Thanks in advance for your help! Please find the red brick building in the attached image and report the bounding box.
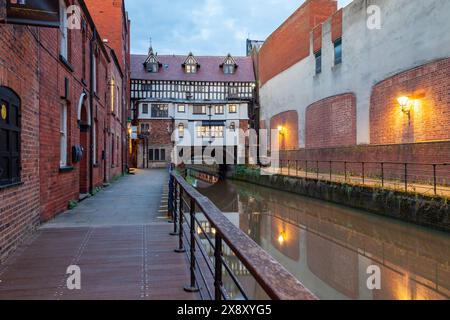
[0,0,130,263]
[258,0,450,166]
[0,24,40,262]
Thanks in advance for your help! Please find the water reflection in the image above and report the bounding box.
[193,175,450,300]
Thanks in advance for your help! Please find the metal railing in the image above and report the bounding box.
[168,171,316,300]
[273,160,450,197]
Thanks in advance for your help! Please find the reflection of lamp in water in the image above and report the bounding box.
[278,231,287,245]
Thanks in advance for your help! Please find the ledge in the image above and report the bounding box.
[59,55,74,73]
[59,166,74,173]
[93,163,100,168]
[0,181,24,190]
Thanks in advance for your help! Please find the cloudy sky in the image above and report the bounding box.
[127,0,353,56]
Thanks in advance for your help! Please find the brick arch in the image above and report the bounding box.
[370,57,450,145]
[305,93,356,148]
[270,110,299,150]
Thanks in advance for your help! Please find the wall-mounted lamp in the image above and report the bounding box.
[278,231,287,245]
[277,125,285,135]
[397,96,411,115]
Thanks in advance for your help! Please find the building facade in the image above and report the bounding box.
[0,0,130,263]
[131,50,256,168]
[258,0,450,162]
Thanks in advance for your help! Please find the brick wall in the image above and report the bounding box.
[39,2,111,221]
[370,57,450,145]
[270,110,299,150]
[259,0,337,86]
[305,93,356,148]
[0,25,40,263]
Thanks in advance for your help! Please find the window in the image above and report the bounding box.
[0,87,21,186]
[223,64,235,75]
[315,50,322,74]
[110,78,115,113]
[178,124,185,138]
[140,123,150,134]
[334,38,342,65]
[149,148,166,161]
[196,126,224,138]
[193,105,206,115]
[116,87,120,116]
[222,54,237,75]
[215,105,224,114]
[93,57,97,93]
[60,0,68,60]
[151,104,169,118]
[142,103,149,114]
[185,64,197,74]
[59,102,68,167]
[177,105,185,113]
[228,105,237,113]
[147,63,159,73]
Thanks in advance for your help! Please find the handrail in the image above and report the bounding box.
[272,159,450,197]
[169,171,317,300]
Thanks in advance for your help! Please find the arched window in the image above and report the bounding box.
[178,123,185,138]
[0,87,21,186]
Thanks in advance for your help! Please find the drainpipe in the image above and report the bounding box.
[89,29,97,195]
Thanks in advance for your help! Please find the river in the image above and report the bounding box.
[188,172,450,300]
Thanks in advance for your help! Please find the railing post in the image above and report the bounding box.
[329,161,332,181]
[381,163,384,188]
[296,160,299,176]
[362,162,365,185]
[404,163,408,192]
[344,162,347,183]
[184,198,200,293]
[305,160,308,179]
[316,161,319,180]
[288,160,291,176]
[433,164,437,195]
[168,174,174,223]
[214,234,223,301]
[175,189,186,253]
[170,182,179,236]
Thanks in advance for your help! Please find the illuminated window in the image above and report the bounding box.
[178,123,185,138]
[177,105,185,113]
[196,126,224,138]
[151,104,169,118]
[215,105,224,114]
[228,105,237,113]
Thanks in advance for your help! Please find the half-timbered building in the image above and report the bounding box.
[130,48,256,168]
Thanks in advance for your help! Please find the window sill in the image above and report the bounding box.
[59,166,74,173]
[59,55,74,73]
[0,181,24,190]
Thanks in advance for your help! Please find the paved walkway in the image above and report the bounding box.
[0,169,198,300]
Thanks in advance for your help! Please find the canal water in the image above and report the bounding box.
[188,172,450,300]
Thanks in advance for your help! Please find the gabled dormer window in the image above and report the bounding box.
[221,54,237,75]
[183,53,199,74]
[144,47,160,73]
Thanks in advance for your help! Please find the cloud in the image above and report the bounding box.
[127,0,354,56]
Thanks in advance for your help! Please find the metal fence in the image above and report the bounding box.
[168,171,316,301]
[275,160,450,197]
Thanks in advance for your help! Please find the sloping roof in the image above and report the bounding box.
[131,54,256,82]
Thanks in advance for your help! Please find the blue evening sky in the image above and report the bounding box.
[127,0,353,56]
